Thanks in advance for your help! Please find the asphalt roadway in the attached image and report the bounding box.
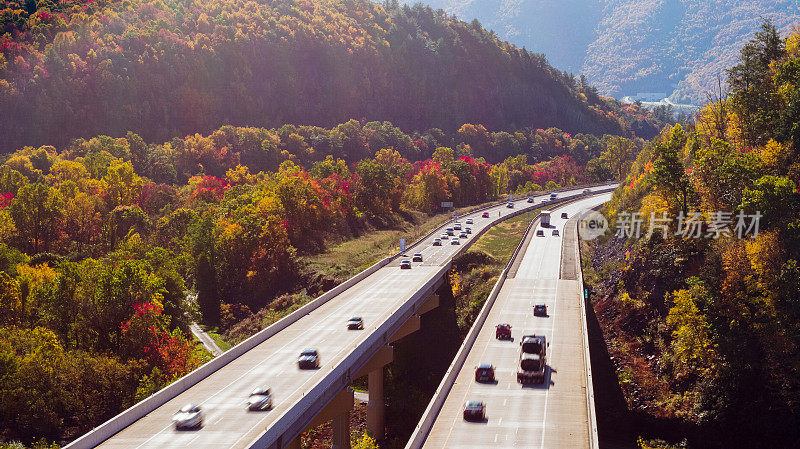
[419,193,612,449]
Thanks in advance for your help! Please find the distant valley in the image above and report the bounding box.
[404,0,800,104]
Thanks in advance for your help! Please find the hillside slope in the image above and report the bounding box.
[583,24,800,448]
[408,0,799,104]
[0,0,657,154]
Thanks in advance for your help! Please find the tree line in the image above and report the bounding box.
[596,21,800,448]
[0,0,671,154]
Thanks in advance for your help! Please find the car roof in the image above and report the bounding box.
[477,363,493,369]
[179,403,200,412]
[401,259,411,263]
[414,253,422,256]
[466,400,483,407]
[535,304,546,307]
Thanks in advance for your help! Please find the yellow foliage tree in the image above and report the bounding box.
[666,283,716,376]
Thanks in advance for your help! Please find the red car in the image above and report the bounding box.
[482,212,490,218]
[463,400,486,421]
[534,304,548,316]
[495,323,511,339]
[474,363,495,383]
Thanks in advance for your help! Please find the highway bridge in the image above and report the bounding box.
[406,194,611,449]
[66,185,614,449]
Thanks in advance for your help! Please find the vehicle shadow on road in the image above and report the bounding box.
[465,417,489,424]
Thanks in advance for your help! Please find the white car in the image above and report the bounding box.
[465,218,473,225]
[173,404,203,429]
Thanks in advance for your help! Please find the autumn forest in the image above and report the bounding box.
[0,0,798,447]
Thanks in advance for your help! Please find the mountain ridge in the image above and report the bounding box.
[0,0,667,153]
[406,0,799,104]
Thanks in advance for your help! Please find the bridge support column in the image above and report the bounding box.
[355,346,393,441]
[366,367,385,440]
[331,411,351,449]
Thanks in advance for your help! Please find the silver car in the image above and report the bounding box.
[173,403,203,429]
[248,386,273,411]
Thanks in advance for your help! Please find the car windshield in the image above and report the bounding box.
[414,253,422,257]
[478,363,492,369]
[349,317,361,321]
[251,387,270,396]
[179,404,199,413]
[522,339,543,353]
[301,349,316,356]
[466,401,482,408]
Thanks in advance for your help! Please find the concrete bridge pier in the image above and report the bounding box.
[290,389,353,449]
[355,345,393,440]
[361,293,440,440]
[366,367,385,440]
[331,412,351,449]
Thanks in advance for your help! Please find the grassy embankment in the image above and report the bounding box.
[450,209,539,331]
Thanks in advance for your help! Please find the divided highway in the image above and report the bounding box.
[67,185,612,449]
[408,193,612,449]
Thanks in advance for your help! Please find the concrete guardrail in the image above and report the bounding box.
[576,210,601,449]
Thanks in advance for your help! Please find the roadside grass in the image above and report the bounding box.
[206,329,233,352]
[198,325,233,352]
[470,209,539,264]
[305,203,501,281]
[451,209,539,331]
